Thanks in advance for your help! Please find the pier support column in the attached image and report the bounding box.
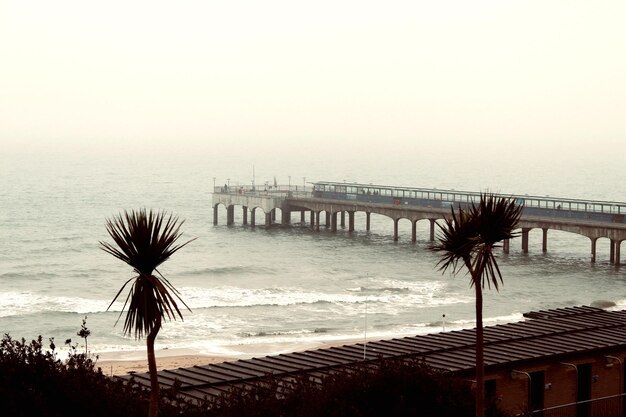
[315,211,320,231]
[610,239,616,264]
[503,239,510,254]
[590,238,597,263]
[429,219,436,242]
[250,209,256,227]
[366,212,371,231]
[393,218,399,241]
[310,211,315,228]
[271,209,276,223]
[348,211,355,232]
[411,220,417,243]
[616,241,621,266]
[521,228,530,253]
[281,207,291,225]
[542,228,548,253]
[301,210,305,224]
[331,212,337,232]
[265,212,272,226]
[325,212,330,228]
[227,205,234,225]
[340,211,345,228]
[213,205,218,225]
[242,206,248,225]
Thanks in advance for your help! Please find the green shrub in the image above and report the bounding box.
[0,334,149,417]
[1,332,508,417]
[200,358,509,417]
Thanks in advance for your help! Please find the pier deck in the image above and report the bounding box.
[212,181,626,265]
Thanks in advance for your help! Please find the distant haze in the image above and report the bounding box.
[1,0,625,161]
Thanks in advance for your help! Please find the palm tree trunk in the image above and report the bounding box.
[475,281,485,417]
[147,318,161,417]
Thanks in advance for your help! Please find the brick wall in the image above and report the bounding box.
[481,350,626,415]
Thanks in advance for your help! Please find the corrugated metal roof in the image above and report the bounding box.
[118,306,626,402]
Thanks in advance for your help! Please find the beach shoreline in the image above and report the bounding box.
[97,353,232,376]
[95,337,369,376]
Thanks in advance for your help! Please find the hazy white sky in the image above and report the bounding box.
[1,0,625,158]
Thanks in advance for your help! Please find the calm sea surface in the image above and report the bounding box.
[1,150,625,358]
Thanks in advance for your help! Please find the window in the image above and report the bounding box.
[577,363,591,417]
[529,371,545,414]
[485,379,498,417]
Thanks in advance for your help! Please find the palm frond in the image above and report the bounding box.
[100,209,195,339]
[119,273,189,339]
[432,206,479,275]
[474,247,503,290]
[475,193,523,246]
[432,194,523,290]
[100,209,196,276]
[473,193,523,290]
[155,268,191,312]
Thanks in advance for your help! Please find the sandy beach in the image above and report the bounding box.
[95,338,367,376]
[98,354,232,376]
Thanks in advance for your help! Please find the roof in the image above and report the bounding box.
[118,306,626,402]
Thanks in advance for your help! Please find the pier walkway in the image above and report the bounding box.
[212,181,626,266]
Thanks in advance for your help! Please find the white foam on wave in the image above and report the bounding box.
[0,291,112,317]
[0,279,469,319]
[177,280,466,311]
[449,312,524,326]
[347,278,443,294]
[179,286,362,308]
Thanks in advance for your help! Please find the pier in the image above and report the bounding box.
[212,181,626,266]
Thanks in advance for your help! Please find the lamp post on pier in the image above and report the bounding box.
[303,177,306,192]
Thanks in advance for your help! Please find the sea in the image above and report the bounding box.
[1,148,625,359]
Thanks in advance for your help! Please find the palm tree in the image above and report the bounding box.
[100,209,195,417]
[433,194,522,417]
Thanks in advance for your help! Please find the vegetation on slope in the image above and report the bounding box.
[0,331,507,417]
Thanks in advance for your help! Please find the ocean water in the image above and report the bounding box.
[1,149,625,359]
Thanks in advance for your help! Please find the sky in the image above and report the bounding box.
[1,0,625,160]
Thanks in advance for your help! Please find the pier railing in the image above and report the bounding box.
[213,181,626,225]
[311,181,626,224]
[312,181,625,215]
[213,185,312,198]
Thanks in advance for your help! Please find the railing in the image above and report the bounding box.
[518,394,625,417]
[213,185,311,198]
[311,181,626,225]
[212,181,626,225]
